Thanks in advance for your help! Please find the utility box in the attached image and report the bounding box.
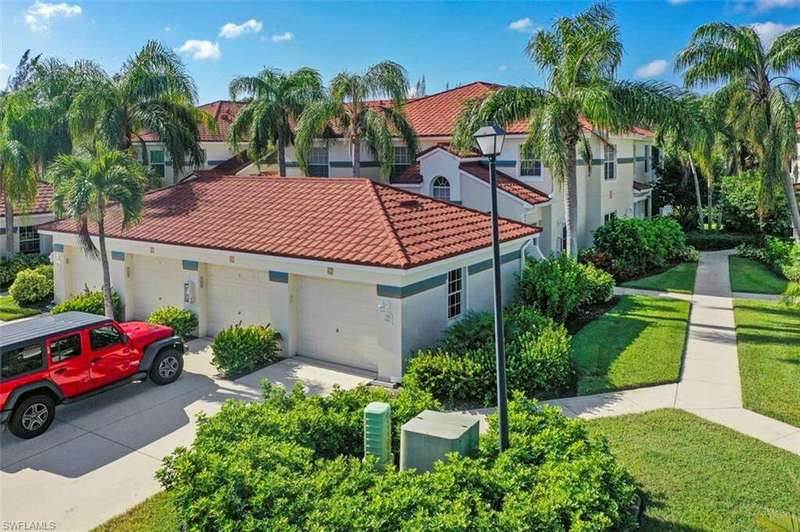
[399,410,480,473]
[364,402,391,469]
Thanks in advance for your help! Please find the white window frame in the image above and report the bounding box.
[519,147,542,178]
[309,146,329,177]
[604,144,616,181]
[447,268,464,320]
[431,176,451,202]
[393,146,411,167]
[604,211,618,224]
[18,225,40,254]
[149,149,166,179]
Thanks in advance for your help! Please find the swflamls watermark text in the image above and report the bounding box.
[1,522,57,531]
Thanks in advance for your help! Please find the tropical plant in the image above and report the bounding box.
[67,40,210,177]
[48,147,149,317]
[51,288,125,321]
[228,67,323,176]
[0,95,36,258]
[294,61,418,180]
[676,22,800,244]
[452,4,686,256]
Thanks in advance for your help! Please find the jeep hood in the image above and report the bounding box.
[119,321,174,349]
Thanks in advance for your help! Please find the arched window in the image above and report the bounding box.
[432,176,451,201]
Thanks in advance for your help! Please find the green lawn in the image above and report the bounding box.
[729,256,793,294]
[620,262,698,294]
[734,299,800,428]
[93,491,178,532]
[588,409,800,532]
[571,295,691,395]
[0,294,42,321]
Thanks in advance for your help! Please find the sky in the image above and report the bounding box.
[1,0,799,103]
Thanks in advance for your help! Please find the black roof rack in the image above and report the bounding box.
[0,312,112,352]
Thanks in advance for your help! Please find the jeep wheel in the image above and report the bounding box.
[9,394,55,439]
[149,348,183,385]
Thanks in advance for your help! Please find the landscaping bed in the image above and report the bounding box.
[734,299,800,428]
[619,262,697,294]
[588,409,800,532]
[571,295,691,395]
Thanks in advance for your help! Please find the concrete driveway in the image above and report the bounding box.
[0,339,373,531]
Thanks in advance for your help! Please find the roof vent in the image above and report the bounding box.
[399,199,422,209]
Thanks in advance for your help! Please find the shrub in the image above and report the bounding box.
[158,389,636,531]
[403,349,494,406]
[517,255,590,322]
[51,288,124,320]
[507,328,574,397]
[580,262,615,305]
[738,237,800,283]
[147,306,198,341]
[9,269,53,305]
[211,323,282,377]
[719,171,792,236]
[686,230,757,251]
[439,310,495,351]
[0,254,50,286]
[34,263,53,279]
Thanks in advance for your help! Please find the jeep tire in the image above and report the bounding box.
[9,394,55,439]
[149,348,183,385]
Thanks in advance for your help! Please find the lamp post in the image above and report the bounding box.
[473,125,509,451]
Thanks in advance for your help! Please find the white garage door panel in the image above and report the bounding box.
[68,251,102,295]
[207,265,270,335]
[297,277,379,372]
[131,256,183,320]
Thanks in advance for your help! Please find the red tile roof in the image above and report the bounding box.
[0,182,53,217]
[40,176,539,270]
[139,100,244,143]
[391,162,423,184]
[459,162,550,206]
[190,151,252,179]
[632,181,653,192]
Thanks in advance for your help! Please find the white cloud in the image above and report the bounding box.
[25,1,82,32]
[219,19,262,39]
[498,65,508,72]
[271,31,294,43]
[751,21,799,46]
[755,0,800,10]
[508,17,537,32]
[635,59,669,78]
[164,25,171,32]
[175,40,220,60]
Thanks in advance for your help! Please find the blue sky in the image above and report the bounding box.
[1,0,799,102]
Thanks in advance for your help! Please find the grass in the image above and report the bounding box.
[92,491,178,532]
[588,409,800,532]
[620,262,698,294]
[0,294,42,321]
[571,295,691,395]
[729,256,792,294]
[734,299,800,428]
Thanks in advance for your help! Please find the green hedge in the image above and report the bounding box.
[211,323,282,377]
[51,289,125,320]
[147,306,198,341]
[738,237,800,283]
[686,231,757,251]
[157,386,637,531]
[9,269,53,305]
[0,254,50,287]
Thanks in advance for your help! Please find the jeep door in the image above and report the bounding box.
[87,324,137,386]
[47,332,91,397]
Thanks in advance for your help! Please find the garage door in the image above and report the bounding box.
[67,249,102,296]
[297,277,379,372]
[207,265,270,335]
[131,255,183,320]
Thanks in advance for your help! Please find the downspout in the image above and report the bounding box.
[519,237,544,277]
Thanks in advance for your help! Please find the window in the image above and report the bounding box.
[90,326,123,351]
[651,146,660,170]
[1,344,43,380]
[447,269,463,319]
[644,145,650,173]
[309,146,329,177]
[51,334,82,363]
[149,150,166,179]
[520,148,542,177]
[604,144,616,180]
[393,146,411,170]
[604,211,617,224]
[561,225,568,253]
[432,176,451,201]
[18,225,40,254]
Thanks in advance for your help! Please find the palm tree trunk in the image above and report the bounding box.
[97,216,115,318]
[707,181,713,230]
[688,156,704,231]
[564,139,578,258]
[783,169,800,245]
[352,137,361,177]
[3,185,15,259]
[277,130,287,177]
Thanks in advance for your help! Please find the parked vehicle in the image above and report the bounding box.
[0,311,184,439]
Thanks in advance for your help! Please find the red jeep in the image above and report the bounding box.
[1,311,184,439]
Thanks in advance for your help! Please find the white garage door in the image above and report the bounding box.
[67,249,102,296]
[207,265,270,335]
[297,277,379,372]
[131,255,183,320]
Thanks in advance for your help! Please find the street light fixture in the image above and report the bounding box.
[473,124,509,452]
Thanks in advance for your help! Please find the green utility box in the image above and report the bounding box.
[364,402,392,469]
[399,410,479,473]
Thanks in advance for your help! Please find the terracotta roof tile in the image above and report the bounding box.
[190,151,252,179]
[633,181,653,192]
[459,162,549,206]
[139,100,244,143]
[0,182,53,217]
[391,162,423,184]
[40,176,539,270]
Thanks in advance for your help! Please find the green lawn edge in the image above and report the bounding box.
[729,256,792,295]
[620,262,698,294]
[92,491,178,532]
[0,294,42,321]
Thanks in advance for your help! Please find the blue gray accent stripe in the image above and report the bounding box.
[182,260,199,271]
[377,273,447,299]
[617,157,635,164]
[468,250,522,275]
[479,160,516,168]
[111,251,125,261]
[577,158,604,166]
[269,270,288,283]
[53,243,64,252]
[286,162,300,168]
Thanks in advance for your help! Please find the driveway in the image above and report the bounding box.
[0,339,373,531]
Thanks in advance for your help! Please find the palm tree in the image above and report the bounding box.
[452,4,686,256]
[68,41,210,178]
[228,68,323,177]
[294,61,418,181]
[676,22,800,243]
[48,148,149,317]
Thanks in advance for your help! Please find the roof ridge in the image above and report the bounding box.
[406,81,503,104]
[367,181,414,268]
